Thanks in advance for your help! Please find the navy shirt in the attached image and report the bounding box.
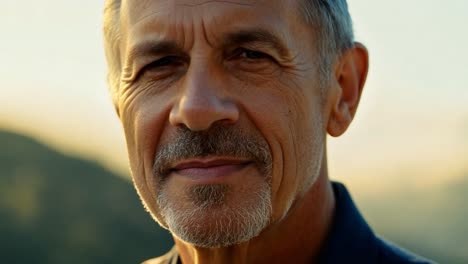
[143,182,435,264]
[317,182,434,264]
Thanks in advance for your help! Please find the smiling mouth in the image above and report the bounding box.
[169,157,252,183]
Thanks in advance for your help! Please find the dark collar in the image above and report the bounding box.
[317,182,379,263]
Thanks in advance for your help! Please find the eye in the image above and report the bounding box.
[229,48,272,62]
[136,55,186,81]
[146,55,182,69]
[226,48,278,75]
[240,49,270,60]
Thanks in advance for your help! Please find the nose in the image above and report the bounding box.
[169,67,239,131]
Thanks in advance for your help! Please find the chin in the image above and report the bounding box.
[157,182,272,248]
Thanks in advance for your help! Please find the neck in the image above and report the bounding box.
[174,163,335,264]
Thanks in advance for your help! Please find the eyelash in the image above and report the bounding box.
[135,56,184,81]
[146,56,182,70]
[145,49,271,68]
[232,48,272,61]
[137,48,273,81]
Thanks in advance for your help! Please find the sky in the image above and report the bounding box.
[1,0,467,194]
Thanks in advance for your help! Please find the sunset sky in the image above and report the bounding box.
[1,0,467,194]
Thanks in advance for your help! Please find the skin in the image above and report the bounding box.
[111,0,368,263]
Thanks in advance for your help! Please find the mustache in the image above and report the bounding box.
[153,124,272,179]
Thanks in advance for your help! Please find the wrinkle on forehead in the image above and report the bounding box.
[121,0,166,26]
[177,0,255,7]
[121,0,299,26]
[120,0,305,65]
[122,0,281,40]
[122,0,280,25]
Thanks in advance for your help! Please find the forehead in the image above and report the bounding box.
[120,0,302,45]
[121,0,297,22]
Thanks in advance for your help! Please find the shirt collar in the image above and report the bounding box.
[317,182,378,264]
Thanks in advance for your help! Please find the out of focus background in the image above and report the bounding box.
[1,0,467,263]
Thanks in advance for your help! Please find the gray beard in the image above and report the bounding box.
[157,182,272,248]
[152,124,273,247]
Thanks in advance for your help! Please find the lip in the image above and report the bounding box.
[170,157,252,183]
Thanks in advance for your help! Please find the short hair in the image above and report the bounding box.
[299,0,355,84]
[103,0,122,100]
[103,0,354,95]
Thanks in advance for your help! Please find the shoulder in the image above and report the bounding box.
[141,247,178,264]
[376,237,436,264]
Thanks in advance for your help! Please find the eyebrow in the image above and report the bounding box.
[222,28,289,57]
[126,28,289,64]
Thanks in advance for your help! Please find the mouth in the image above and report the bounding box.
[169,157,252,183]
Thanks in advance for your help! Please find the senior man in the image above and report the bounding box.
[103,0,433,263]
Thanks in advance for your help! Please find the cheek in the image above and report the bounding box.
[119,88,174,211]
[243,74,324,220]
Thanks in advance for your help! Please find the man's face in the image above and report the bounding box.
[114,0,328,247]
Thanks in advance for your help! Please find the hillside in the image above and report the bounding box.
[0,130,173,264]
[359,175,468,263]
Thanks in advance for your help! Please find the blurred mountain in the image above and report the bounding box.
[357,175,468,264]
[1,130,466,263]
[0,130,173,264]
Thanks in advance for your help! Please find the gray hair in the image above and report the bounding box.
[299,0,355,84]
[103,0,354,94]
[103,0,122,100]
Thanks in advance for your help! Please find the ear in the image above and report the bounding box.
[327,42,369,137]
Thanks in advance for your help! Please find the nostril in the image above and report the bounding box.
[169,103,239,131]
[169,87,239,131]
